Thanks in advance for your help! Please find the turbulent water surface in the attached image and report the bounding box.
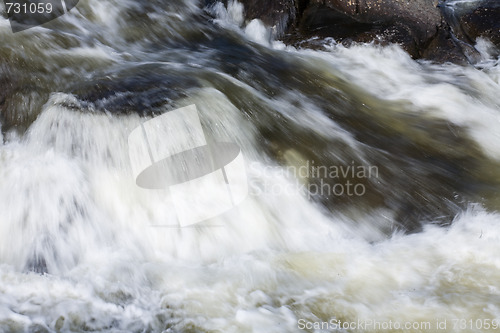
[1,0,500,332]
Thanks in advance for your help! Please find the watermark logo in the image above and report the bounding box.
[249,160,379,199]
[3,0,79,32]
[128,104,248,228]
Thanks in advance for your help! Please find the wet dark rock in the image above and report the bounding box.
[421,20,470,64]
[208,0,442,58]
[205,0,500,63]
[297,3,376,42]
[298,4,417,57]
[71,65,198,114]
[458,1,500,47]
[0,65,11,133]
[0,64,50,134]
[301,0,442,58]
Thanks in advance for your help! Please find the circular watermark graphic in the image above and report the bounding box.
[128,105,248,228]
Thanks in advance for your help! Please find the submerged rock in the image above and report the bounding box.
[70,64,197,114]
[0,64,49,134]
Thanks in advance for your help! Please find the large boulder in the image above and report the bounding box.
[208,0,444,58]
[458,0,500,47]
[314,0,441,39]
[204,0,499,63]
[299,0,442,58]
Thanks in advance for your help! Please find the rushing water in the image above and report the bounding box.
[1,0,500,332]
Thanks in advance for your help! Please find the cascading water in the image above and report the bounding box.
[1,0,500,332]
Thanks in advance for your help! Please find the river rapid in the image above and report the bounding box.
[1,0,500,332]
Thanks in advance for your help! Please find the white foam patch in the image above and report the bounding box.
[244,19,271,47]
[1,202,499,331]
[49,45,121,61]
[207,0,245,29]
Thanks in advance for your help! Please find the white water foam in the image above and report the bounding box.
[1,82,500,331]
[1,1,500,332]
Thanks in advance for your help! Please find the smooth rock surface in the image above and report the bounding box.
[458,1,500,47]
